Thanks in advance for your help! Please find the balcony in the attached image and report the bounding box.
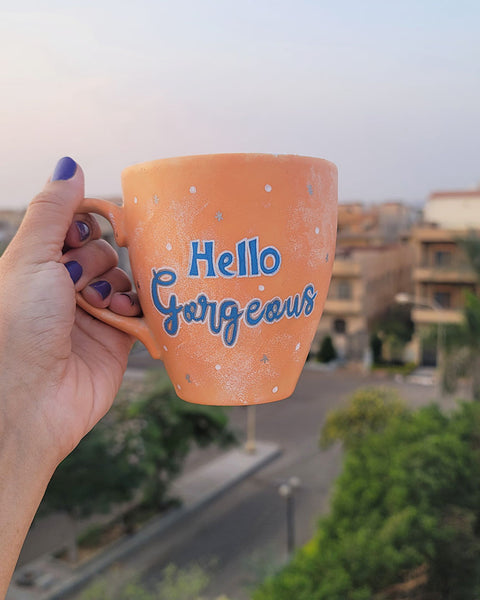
[332,258,361,278]
[412,307,463,325]
[413,264,478,284]
[324,297,363,315]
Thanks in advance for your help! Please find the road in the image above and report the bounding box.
[76,364,451,600]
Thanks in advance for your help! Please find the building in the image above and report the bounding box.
[316,241,414,361]
[314,201,416,361]
[409,187,480,365]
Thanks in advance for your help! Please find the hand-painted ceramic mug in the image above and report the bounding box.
[77,154,337,405]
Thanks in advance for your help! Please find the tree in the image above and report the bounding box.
[370,332,383,364]
[319,387,408,450]
[40,420,144,561]
[317,335,337,363]
[255,394,480,600]
[41,421,143,519]
[442,292,480,400]
[78,563,233,600]
[372,304,413,364]
[40,373,235,530]
[123,374,236,509]
[441,234,480,399]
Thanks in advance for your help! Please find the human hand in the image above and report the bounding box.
[0,157,139,470]
[0,157,146,596]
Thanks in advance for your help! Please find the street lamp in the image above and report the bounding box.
[278,476,301,556]
[395,292,446,395]
[245,406,256,454]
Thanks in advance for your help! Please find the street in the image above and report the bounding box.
[71,364,453,600]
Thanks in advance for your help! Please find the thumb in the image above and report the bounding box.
[9,157,86,264]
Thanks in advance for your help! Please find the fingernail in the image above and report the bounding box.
[90,280,112,300]
[52,156,77,181]
[75,220,90,242]
[65,260,83,284]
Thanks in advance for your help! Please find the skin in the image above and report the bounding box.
[0,159,141,597]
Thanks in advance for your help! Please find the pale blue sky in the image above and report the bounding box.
[1,0,479,207]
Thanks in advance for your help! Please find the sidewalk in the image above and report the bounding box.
[7,441,281,600]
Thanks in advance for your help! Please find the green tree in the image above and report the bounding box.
[317,335,337,363]
[40,420,144,561]
[319,387,408,450]
[40,373,235,528]
[372,303,413,364]
[124,374,236,508]
[370,332,383,364]
[441,234,480,399]
[255,395,480,600]
[78,563,232,600]
[41,421,143,518]
[442,292,480,400]
[457,233,480,279]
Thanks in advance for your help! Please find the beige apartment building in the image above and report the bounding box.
[409,187,480,365]
[316,241,414,361]
[314,201,416,361]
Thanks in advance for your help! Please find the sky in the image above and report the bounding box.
[1,0,479,209]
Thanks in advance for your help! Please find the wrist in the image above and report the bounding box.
[0,425,56,597]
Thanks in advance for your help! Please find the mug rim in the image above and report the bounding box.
[122,153,337,179]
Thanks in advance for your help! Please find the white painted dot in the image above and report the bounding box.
[215,364,221,371]
[166,243,172,251]
[272,386,279,394]
[258,285,265,292]
[163,345,168,352]
[190,186,197,194]
[295,343,301,351]
[315,227,320,234]
[265,184,272,192]
[134,196,138,204]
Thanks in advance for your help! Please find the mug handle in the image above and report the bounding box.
[75,197,163,360]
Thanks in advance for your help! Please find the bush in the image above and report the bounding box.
[317,335,337,363]
[255,396,480,600]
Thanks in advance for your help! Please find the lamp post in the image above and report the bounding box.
[245,406,256,454]
[395,293,445,395]
[278,476,301,556]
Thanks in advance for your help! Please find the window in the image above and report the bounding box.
[433,291,451,308]
[333,318,346,334]
[434,251,451,267]
[337,280,352,299]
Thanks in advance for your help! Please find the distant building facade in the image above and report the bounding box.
[316,242,414,361]
[409,188,480,365]
[315,201,417,361]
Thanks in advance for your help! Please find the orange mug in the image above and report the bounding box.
[77,154,337,405]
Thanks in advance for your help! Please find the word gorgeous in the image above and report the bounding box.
[151,237,318,347]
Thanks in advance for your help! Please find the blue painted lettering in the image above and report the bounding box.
[188,241,216,277]
[152,267,318,347]
[187,237,282,279]
[260,246,281,275]
[218,251,235,277]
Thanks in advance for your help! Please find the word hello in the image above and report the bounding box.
[188,237,281,278]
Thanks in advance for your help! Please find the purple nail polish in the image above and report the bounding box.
[75,220,90,242]
[90,280,112,300]
[65,260,83,284]
[52,157,77,181]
